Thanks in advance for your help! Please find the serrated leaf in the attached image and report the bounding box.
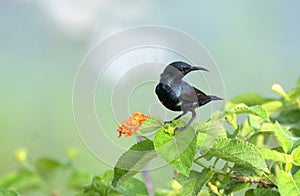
[196,121,227,154]
[260,149,286,163]
[175,169,213,196]
[112,140,156,186]
[154,126,197,176]
[139,116,163,133]
[274,122,293,153]
[227,93,265,106]
[0,188,18,196]
[278,170,300,196]
[227,103,270,121]
[219,179,250,194]
[205,138,269,173]
[231,165,263,177]
[292,146,300,166]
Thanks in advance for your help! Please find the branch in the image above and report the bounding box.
[234,176,276,188]
[193,159,276,188]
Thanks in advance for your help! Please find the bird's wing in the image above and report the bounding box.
[179,81,209,102]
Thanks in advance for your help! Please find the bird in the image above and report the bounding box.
[155,61,223,131]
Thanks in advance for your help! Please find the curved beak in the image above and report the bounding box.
[191,66,209,72]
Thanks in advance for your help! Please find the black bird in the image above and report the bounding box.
[155,61,223,131]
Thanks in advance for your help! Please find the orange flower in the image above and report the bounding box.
[117,112,149,138]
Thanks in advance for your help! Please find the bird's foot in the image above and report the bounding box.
[174,126,187,132]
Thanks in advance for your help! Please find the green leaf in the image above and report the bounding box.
[297,77,300,88]
[175,169,213,196]
[292,138,300,151]
[112,139,157,186]
[248,131,274,149]
[154,189,182,196]
[0,169,41,192]
[154,126,197,176]
[120,178,148,196]
[68,171,91,190]
[260,149,286,163]
[139,116,163,133]
[248,115,261,131]
[0,188,18,196]
[219,179,250,195]
[87,171,147,195]
[278,170,300,196]
[196,121,227,154]
[288,87,300,103]
[97,170,114,185]
[35,157,64,178]
[205,138,269,173]
[275,109,300,126]
[262,100,283,115]
[245,188,280,196]
[247,122,277,149]
[227,103,270,121]
[231,165,263,177]
[82,171,122,196]
[227,93,265,106]
[274,122,293,153]
[271,83,291,101]
[292,146,300,166]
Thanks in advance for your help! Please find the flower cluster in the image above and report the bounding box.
[117,112,149,138]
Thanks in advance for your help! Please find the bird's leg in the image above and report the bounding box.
[164,111,187,124]
[176,110,196,132]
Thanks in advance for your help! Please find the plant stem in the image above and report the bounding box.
[193,159,235,178]
[137,136,154,196]
[213,158,220,167]
[141,167,153,196]
[194,155,204,162]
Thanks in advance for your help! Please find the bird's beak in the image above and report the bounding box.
[191,66,209,72]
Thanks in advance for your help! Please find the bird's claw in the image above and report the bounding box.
[164,120,172,124]
[174,126,186,132]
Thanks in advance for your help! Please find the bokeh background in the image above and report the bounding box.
[1,0,299,190]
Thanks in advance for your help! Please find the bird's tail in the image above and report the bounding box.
[209,95,223,101]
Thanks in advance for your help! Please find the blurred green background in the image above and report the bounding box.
[1,0,299,190]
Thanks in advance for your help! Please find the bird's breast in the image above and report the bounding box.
[155,83,182,111]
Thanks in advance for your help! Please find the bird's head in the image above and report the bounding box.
[161,61,208,80]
